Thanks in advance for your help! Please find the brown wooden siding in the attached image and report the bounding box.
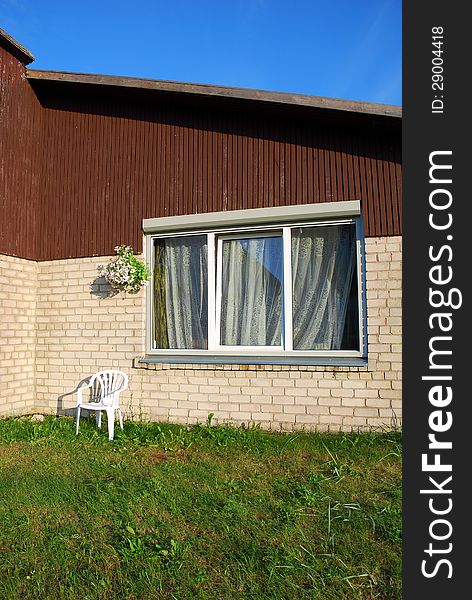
[34,88,401,261]
[1,63,401,261]
[0,45,42,259]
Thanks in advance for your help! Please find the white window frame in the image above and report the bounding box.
[215,230,284,352]
[144,201,366,362]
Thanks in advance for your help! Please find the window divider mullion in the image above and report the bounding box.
[282,227,293,352]
[207,233,217,350]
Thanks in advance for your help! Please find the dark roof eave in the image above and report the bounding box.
[26,69,402,119]
[0,28,34,65]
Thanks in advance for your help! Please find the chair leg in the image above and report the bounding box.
[118,408,123,430]
[96,411,102,429]
[76,406,81,435]
[106,408,115,441]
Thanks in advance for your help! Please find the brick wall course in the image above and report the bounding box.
[1,237,402,431]
[0,254,38,416]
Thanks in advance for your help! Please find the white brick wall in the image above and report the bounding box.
[0,254,38,415]
[0,236,402,431]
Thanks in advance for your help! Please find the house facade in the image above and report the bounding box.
[0,29,402,431]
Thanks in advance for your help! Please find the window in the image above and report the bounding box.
[145,209,365,361]
[218,233,283,348]
[153,235,208,349]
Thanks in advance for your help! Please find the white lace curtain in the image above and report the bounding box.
[291,225,355,350]
[154,236,208,349]
[154,226,356,351]
[220,236,283,346]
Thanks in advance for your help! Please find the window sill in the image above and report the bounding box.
[134,355,368,371]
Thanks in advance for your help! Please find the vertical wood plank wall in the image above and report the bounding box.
[0,46,42,259]
[1,69,401,261]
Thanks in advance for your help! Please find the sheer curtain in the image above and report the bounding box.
[291,225,356,350]
[220,236,282,346]
[154,236,208,349]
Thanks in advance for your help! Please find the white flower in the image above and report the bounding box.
[97,245,150,293]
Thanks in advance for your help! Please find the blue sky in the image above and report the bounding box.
[1,0,401,105]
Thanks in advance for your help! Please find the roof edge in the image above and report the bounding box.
[26,69,402,118]
[143,200,361,234]
[0,27,34,65]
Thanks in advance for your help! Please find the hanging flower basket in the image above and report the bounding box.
[98,245,151,294]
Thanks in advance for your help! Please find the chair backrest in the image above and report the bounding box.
[89,370,128,407]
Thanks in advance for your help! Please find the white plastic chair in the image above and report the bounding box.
[75,370,128,440]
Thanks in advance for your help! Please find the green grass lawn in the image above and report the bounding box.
[0,416,401,600]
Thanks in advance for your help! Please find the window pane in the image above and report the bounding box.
[220,235,282,346]
[154,236,208,349]
[291,224,359,350]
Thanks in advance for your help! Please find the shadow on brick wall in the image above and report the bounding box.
[89,276,119,299]
[56,376,92,417]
